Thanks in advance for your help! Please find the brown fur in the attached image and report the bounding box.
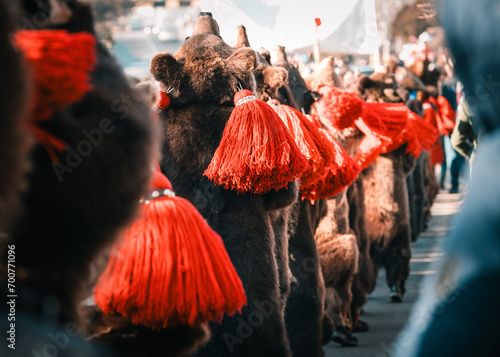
[349,73,416,299]
[244,33,329,355]
[362,146,413,294]
[305,63,344,92]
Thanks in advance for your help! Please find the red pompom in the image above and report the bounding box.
[204,90,308,194]
[315,86,362,130]
[14,30,97,121]
[155,90,171,111]
[95,170,246,330]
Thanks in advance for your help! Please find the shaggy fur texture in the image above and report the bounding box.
[286,199,329,357]
[305,58,344,91]
[254,40,331,356]
[151,15,293,357]
[0,0,32,233]
[306,67,369,335]
[315,191,359,330]
[349,73,416,299]
[8,0,156,328]
[362,145,413,295]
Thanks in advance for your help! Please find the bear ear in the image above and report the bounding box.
[150,52,181,83]
[225,48,257,75]
[262,66,288,93]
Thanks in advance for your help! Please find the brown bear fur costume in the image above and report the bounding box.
[263,44,334,355]
[305,65,373,342]
[0,0,156,355]
[150,14,295,357]
[349,73,416,301]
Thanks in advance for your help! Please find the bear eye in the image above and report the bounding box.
[185,36,190,41]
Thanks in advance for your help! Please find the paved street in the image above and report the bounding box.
[324,189,464,357]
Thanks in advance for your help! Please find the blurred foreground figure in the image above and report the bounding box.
[394,1,500,356]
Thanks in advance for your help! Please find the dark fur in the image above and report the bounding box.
[0,0,32,233]
[152,19,292,357]
[85,310,210,357]
[349,73,416,298]
[6,0,155,326]
[286,200,329,357]
[243,34,330,356]
[263,46,332,354]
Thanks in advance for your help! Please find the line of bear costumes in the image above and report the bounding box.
[0,2,442,355]
[0,0,157,355]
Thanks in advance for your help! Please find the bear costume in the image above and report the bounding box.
[0,0,156,355]
[349,73,416,302]
[151,14,295,357]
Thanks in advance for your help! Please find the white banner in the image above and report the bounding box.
[200,0,379,54]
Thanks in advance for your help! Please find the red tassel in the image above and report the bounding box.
[267,100,359,199]
[357,102,408,139]
[14,30,96,162]
[315,86,362,130]
[94,170,247,330]
[204,89,308,194]
[311,128,361,198]
[410,112,439,151]
[268,100,324,186]
[384,110,439,158]
[354,102,408,169]
[14,30,97,122]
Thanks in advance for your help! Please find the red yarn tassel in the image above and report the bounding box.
[312,128,361,198]
[410,112,439,151]
[204,89,308,194]
[94,171,247,330]
[357,102,408,139]
[315,85,362,130]
[383,110,439,158]
[268,100,325,190]
[14,29,96,162]
[354,102,409,169]
[267,100,359,200]
[14,30,97,122]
